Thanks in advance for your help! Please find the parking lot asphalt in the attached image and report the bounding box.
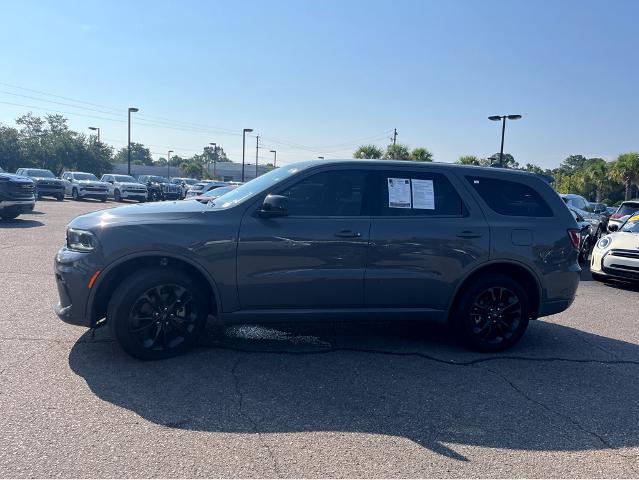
[1,199,638,478]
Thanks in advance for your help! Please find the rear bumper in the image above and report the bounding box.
[538,264,580,317]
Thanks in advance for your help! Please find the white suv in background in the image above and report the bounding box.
[100,174,148,202]
[61,172,109,202]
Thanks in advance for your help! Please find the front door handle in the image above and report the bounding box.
[456,230,482,239]
[334,230,362,238]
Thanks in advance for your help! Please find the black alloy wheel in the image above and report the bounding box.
[453,273,530,352]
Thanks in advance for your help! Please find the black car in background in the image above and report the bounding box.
[15,168,65,201]
[137,175,181,201]
[0,166,36,220]
[569,207,594,263]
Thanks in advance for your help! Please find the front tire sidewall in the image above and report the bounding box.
[107,268,208,360]
[114,189,122,202]
[72,188,79,201]
[452,274,530,352]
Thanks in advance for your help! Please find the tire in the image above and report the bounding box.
[591,272,606,282]
[56,194,64,201]
[72,188,80,201]
[107,267,209,360]
[114,189,122,202]
[578,239,591,264]
[149,191,159,202]
[452,273,530,352]
[100,196,107,203]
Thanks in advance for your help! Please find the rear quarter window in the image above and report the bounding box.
[466,176,553,217]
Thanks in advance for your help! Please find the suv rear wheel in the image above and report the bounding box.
[452,273,530,352]
[107,268,209,360]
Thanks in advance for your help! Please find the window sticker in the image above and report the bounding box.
[411,179,435,210]
[388,178,412,208]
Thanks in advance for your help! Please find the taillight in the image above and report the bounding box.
[568,229,580,250]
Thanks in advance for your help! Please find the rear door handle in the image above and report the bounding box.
[335,230,362,238]
[456,230,482,239]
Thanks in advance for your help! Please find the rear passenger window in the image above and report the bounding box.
[378,171,465,216]
[467,177,553,217]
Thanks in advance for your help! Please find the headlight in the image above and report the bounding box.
[67,228,97,252]
[596,236,612,250]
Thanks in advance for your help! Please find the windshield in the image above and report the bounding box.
[144,176,168,183]
[203,186,235,197]
[74,173,98,181]
[211,165,303,209]
[617,203,639,216]
[113,175,137,182]
[185,179,198,185]
[621,216,639,233]
[28,169,55,178]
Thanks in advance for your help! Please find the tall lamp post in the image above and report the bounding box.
[488,114,522,166]
[242,128,253,182]
[88,126,100,142]
[255,134,260,178]
[167,150,173,180]
[127,107,139,175]
[269,149,277,168]
[209,142,217,179]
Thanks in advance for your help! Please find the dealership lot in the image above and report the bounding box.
[1,200,638,478]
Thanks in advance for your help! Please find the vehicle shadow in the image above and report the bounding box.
[0,218,44,228]
[69,321,639,461]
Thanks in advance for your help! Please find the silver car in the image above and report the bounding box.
[61,172,108,202]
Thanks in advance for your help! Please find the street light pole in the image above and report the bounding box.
[255,134,260,178]
[209,142,216,179]
[167,150,173,180]
[488,114,522,166]
[88,126,100,142]
[242,128,253,182]
[269,150,277,168]
[127,107,139,175]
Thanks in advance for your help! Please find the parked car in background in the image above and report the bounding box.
[137,175,181,201]
[560,193,604,238]
[606,206,617,215]
[15,168,65,201]
[589,202,611,231]
[607,200,639,233]
[170,178,199,199]
[100,174,147,202]
[0,166,35,220]
[185,180,227,198]
[188,185,238,203]
[569,208,594,263]
[591,213,639,283]
[61,172,108,202]
[54,160,580,360]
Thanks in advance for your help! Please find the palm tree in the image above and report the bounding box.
[583,158,608,202]
[384,144,411,160]
[353,145,383,159]
[410,147,433,162]
[609,152,639,200]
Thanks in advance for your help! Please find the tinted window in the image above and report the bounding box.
[277,170,367,216]
[467,177,553,217]
[618,203,639,216]
[377,171,464,216]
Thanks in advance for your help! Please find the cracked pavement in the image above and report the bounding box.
[1,199,638,478]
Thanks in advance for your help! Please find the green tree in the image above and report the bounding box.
[353,144,383,159]
[457,155,483,166]
[384,143,411,160]
[488,153,518,168]
[609,152,639,200]
[181,160,203,178]
[410,147,433,162]
[0,125,22,172]
[523,163,547,174]
[114,142,153,166]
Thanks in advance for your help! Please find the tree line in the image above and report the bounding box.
[0,113,233,179]
[353,143,639,204]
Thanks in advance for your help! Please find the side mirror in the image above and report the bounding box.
[259,194,288,217]
[108,180,114,184]
[608,224,619,232]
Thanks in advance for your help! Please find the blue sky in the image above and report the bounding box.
[1,0,637,168]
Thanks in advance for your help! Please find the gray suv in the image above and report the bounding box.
[54,160,580,359]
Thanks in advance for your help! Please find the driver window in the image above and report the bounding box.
[277,170,367,216]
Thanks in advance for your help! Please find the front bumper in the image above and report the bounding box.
[591,248,639,282]
[121,190,147,200]
[54,247,100,327]
[0,199,35,213]
[78,190,108,199]
[36,185,64,197]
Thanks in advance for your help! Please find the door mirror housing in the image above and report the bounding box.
[259,194,289,217]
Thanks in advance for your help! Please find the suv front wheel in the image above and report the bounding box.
[107,268,209,360]
[452,273,530,352]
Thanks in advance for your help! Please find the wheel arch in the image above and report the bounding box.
[448,261,542,321]
[88,252,221,326]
